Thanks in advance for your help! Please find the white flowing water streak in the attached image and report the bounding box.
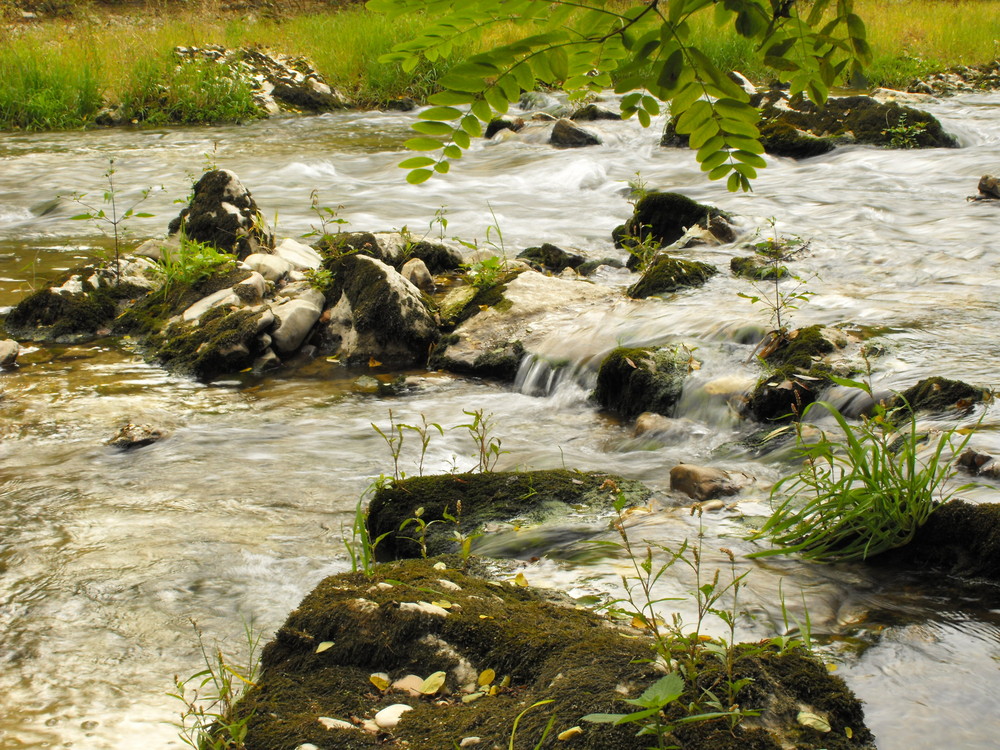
[0,92,1000,748]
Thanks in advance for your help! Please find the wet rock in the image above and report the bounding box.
[168,170,273,260]
[385,97,417,111]
[151,306,271,381]
[429,270,612,381]
[744,326,856,423]
[890,376,989,415]
[484,117,525,138]
[594,346,691,420]
[105,423,166,451]
[883,499,1000,581]
[731,254,788,280]
[243,252,292,282]
[516,243,585,273]
[235,557,875,750]
[5,259,158,343]
[957,448,1000,479]
[613,192,735,269]
[909,61,1000,96]
[570,103,621,121]
[315,254,437,367]
[971,174,1000,201]
[401,258,434,292]
[753,91,958,149]
[627,256,718,299]
[271,291,325,354]
[319,232,462,274]
[550,118,601,148]
[670,464,743,501]
[368,470,650,559]
[577,257,624,276]
[758,119,836,159]
[0,339,20,367]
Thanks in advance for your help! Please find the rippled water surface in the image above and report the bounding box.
[1,93,1000,748]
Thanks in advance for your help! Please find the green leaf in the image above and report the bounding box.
[443,145,463,159]
[471,100,492,122]
[404,137,446,151]
[637,108,651,128]
[70,213,94,220]
[452,130,471,149]
[700,150,731,172]
[731,150,767,168]
[419,106,464,121]
[398,156,437,169]
[428,90,475,106]
[708,162,733,180]
[406,169,434,184]
[637,673,684,708]
[434,161,451,174]
[412,121,455,136]
[460,114,482,137]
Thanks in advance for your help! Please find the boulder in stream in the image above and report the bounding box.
[234,556,875,750]
[314,254,438,367]
[626,255,718,299]
[0,339,20,367]
[594,346,693,420]
[515,242,585,273]
[168,170,274,260]
[889,376,990,415]
[550,118,601,147]
[367,470,650,560]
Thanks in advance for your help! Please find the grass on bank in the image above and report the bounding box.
[0,0,999,130]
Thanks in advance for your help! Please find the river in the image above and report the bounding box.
[0,92,999,748]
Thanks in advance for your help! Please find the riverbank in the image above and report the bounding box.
[1,0,999,131]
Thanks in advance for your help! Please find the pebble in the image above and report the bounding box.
[392,674,425,696]
[374,703,413,729]
[317,717,354,731]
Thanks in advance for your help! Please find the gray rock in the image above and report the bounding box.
[401,258,434,292]
[570,104,621,121]
[244,252,293,282]
[0,339,20,367]
[168,170,273,260]
[271,297,324,354]
[274,238,322,271]
[550,118,601,148]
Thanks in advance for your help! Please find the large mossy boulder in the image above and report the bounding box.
[754,92,958,149]
[883,499,1000,581]
[367,470,650,560]
[168,169,274,260]
[626,256,718,299]
[429,269,613,382]
[890,376,990,415]
[745,325,851,423]
[235,557,874,750]
[315,254,438,367]
[594,346,691,420]
[613,192,735,269]
[318,232,463,274]
[4,259,158,342]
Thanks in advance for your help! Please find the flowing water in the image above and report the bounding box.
[1,93,1000,748]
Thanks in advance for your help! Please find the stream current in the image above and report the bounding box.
[1,93,1000,748]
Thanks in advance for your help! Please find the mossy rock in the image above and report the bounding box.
[731,255,789,280]
[757,94,958,149]
[744,326,845,423]
[890,376,989,415]
[578,257,624,276]
[516,243,585,272]
[148,306,268,381]
[881,499,1000,581]
[367,470,649,560]
[626,255,717,299]
[317,254,438,367]
[234,557,874,750]
[758,119,836,158]
[593,346,690,420]
[613,192,732,269]
[5,271,147,342]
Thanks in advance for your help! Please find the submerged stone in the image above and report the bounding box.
[890,376,989,414]
[367,470,649,560]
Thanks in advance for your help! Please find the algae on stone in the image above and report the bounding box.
[594,346,691,420]
[626,255,718,299]
[367,470,650,560]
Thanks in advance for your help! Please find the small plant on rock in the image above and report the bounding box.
[882,112,928,149]
[70,156,155,283]
[155,237,236,292]
[301,188,349,242]
[748,377,979,562]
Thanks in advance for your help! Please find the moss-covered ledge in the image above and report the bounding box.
[233,557,875,750]
[366,470,650,560]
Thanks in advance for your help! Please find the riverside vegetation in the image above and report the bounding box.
[1,0,999,132]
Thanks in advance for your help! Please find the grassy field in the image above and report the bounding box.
[0,0,998,131]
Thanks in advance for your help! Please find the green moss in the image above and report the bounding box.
[626,256,718,299]
[593,346,689,420]
[745,326,840,423]
[408,240,462,273]
[612,192,732,266]
[448,270,523,327]
[516,243,584,272]
[324,254,437,362]
[367,470,650,559]
[150,306,265,381]
[236,559,873,750]
[891,376,989,415]
[758,119,835,158]
[5,268,148,342]
[730,255,789,281]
